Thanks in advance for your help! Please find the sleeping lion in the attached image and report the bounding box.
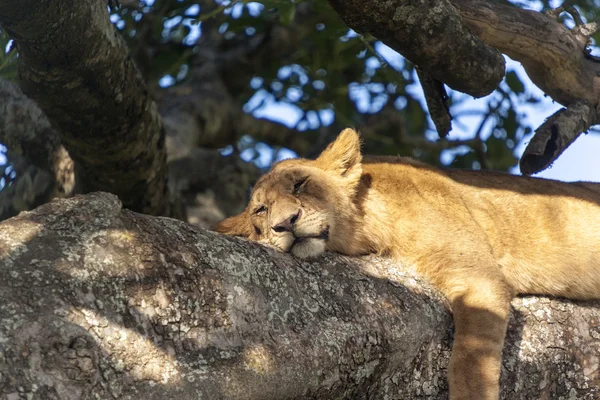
[213,128,600,400]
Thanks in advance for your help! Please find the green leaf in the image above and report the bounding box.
[505,71,524,94]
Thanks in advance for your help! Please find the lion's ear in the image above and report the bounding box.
[212,213,252,238]
[315,128,362,181]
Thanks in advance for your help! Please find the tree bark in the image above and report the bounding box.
[519,101,597,175]
[452,0,600,108]
[0,0,318,219]
[0,0,168,215]
[1,192,598,399]
[452,0,600,174]
[327,0,505,98]
[329,0,600,172]
[0,78,74,220]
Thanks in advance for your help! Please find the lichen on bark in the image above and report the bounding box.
[0,192,599,399]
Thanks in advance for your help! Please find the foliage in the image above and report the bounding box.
[0,30,17,82]
[1,0,599,181]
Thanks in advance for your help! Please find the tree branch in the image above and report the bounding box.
[158,74,312,161]
[1,192,599,399]
[0,0,168,215]
[0,79,71,178]
[0,78,75,220]
[328,0,600,168]
[158,11,324,161]
[327,0,505,97]
[452,0,600,107]
[416,68,452,138]
[452,0,600,172]
[520,101,597,175]
[237,114,314,155]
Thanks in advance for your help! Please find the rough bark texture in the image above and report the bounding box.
[327,0,506,98]
[329,0,600,109]
[452,0,600,173]
[453,0,600,108]
[0,0,320,221]
[0,192,599,399]
[0,0,168,215]
[0,72,256,225]
[0,78,74,220]
[329,0,600,171]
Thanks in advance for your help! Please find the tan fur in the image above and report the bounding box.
[213,128,600,399]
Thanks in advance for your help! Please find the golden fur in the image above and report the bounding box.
[213,128,600,399]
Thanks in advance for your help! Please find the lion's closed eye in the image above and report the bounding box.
[254,205,267,215]
[293,177,308,195]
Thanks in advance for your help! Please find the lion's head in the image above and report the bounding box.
[213,128,364,259]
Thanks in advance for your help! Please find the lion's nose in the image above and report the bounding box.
[272,209,302,233]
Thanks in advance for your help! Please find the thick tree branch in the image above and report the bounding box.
[0,0,168,215]
[452,0,600,107]
[329,0,600,170]
[451,0,600,172]
[0,79,72,179]
[327,0,505,98]
[1,192,599,399]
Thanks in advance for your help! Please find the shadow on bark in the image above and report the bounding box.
[0,193,599,399]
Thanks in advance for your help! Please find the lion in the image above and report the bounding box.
[213,128,600,400]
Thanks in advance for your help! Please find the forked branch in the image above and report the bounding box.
[329,0,600,171]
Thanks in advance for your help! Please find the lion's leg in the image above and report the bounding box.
[444,274,513,400]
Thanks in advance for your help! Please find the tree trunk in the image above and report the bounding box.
[1,192,598,399]
[0,0,168,215]
[0,0,312,219]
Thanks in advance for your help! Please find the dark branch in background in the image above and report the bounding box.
[237,115,314,155]
[159,2,328,162]
[327,0,505,98]
[552,3,600,62]
[416,68,452,138]
[0,79,73,186]
[0,0,169,215]
[520,101,598,175]
[546,2,599,39]
[158,64,312,161]
[167,147,260,217]
[0,79,74,220]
